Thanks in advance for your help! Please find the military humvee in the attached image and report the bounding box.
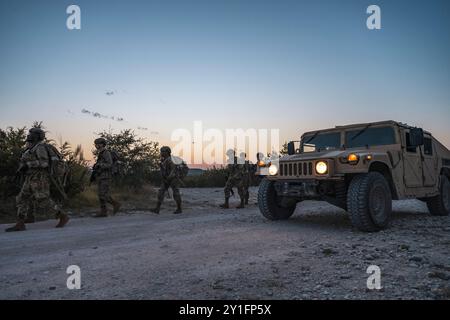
[257,121,450,232]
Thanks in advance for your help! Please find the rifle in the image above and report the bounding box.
[89,163,99,186]
[14,163,27,187]
[48,161,68,201]
[49,174,68,201]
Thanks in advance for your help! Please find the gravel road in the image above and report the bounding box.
[1,187,449,300]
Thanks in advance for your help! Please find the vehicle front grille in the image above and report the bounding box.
[279,161,314,178]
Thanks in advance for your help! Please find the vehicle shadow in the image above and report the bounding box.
[283,200,431,231]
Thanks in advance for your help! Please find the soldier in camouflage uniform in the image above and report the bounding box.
[220,150,246,209]
[151,146,182,214]
[91,138,121,217]
[5,128,69,232]
[240,152,251,205]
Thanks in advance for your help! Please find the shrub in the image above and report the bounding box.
[0,127,27,198]
[96,129,160,189]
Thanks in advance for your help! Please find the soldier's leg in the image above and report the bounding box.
[16,178,32,221]
[25,203,36,223]
[220,179,233,208]
[236,181,246,209]
[5,178,31,232]
[31,175,69,227]
[244,177,250,205]
[171,182,182,214]
[152,182,168,214]
[96,178,110,217]
[102,179,121,214]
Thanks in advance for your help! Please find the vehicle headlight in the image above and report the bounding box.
[268,164,278,176]
[347,153,360,165]
[315,161,328,175]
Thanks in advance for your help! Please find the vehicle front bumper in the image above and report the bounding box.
[274,180,320,198]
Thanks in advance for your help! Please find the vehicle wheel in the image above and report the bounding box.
[258,178,296,220]
[347,172,392,232]
[426,176,450,216]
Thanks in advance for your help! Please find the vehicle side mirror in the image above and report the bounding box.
[287,141,295,155]
[409,128,424,147]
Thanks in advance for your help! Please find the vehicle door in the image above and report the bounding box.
[420,135,437,187]
[402,129,423,188]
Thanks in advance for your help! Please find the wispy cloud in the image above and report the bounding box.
[80,108,157,134]
[81,108,125,122]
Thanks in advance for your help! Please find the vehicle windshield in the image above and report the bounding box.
[301,132,341,153]
[345,126,396,148]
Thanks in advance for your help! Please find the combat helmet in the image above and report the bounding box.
[26,128,45,142]
[94,138,107,146]
[160,146,172,155]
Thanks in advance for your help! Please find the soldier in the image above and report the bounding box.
[220,150,246,209]
[151,146,182,214]
[91,138,121,217]
[241,153,252,205]
[5,128,69,232]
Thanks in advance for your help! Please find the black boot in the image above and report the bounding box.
[237,198,245,209]
[173,207,182,214]
[151,202,161,214]
[173,200,182,214]
[112,200,122,215]
[5,219,26,232]
[55,212,70,228]
[219,197,230,209]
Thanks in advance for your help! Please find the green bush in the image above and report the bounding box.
[182,167,228,188]
[0,127,27,198]
[96,129,160,189]
[58,142,90,197]
[161,166,262,188]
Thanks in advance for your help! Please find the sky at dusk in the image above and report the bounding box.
[1,0,449,162]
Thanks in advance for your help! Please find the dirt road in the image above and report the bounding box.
[1,187,449,300]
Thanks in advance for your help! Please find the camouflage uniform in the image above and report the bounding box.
[94,149,119,213]
[156,156,182,209]
[6,128,69,232]
[149,146,183,214]
[221,162,247,208]
[224,164,245,198]
[243,160,251,204]
[16,143,64,220]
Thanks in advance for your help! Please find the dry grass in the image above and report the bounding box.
[67,184,158,212]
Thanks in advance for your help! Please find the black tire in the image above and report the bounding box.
[347,172,392,232]
[426,176,450,216]
[258,178,296,220]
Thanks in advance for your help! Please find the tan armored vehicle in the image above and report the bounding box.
[257,121,450,232]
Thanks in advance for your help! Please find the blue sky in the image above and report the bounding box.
[1,0,449,159]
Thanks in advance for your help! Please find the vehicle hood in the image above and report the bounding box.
[280,150,349,162]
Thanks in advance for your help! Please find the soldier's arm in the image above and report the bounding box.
[167,159,176,179]
[27,145,50,169]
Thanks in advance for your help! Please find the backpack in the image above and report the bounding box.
[178,161,189,179]
[44,143,69,187]
[172,156,189,180]
[109,149,122,176]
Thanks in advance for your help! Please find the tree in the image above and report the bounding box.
[96,129,160,189]
[59,142,90,197]
[0,127,27,198]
